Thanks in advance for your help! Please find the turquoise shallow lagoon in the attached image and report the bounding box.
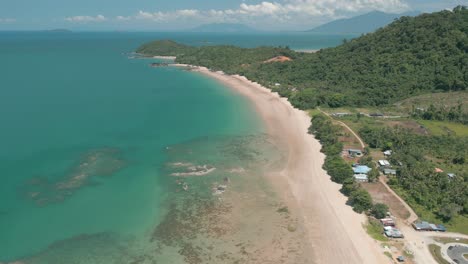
[0,32,347,263]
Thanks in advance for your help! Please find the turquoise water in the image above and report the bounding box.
[0,32,347,263]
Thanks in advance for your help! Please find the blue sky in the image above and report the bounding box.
[0,0,466,30]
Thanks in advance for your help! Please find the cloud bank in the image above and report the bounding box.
[65,15,107,23]
[64,0,410,29]
[132,0,409,22]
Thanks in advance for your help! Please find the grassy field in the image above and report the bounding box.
[395,91,468,114]
[364,218,389,242]
[428,244,450,264]
[418,120,468,136]
[307,108,322,117]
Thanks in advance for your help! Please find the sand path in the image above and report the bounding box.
[181,65,389,264]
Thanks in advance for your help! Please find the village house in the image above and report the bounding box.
[353,165,372,174]
[378,160,391,167]
[347,149,363,157]
[383,168,397,176]
[352,165,372,182]
[380,218,396,227]
[331,112,350,117]
[353,174,369,182]
[412,221,446,232]
[384,226,404,238]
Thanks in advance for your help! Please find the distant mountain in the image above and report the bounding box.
[189,23,258,33]
[307,11,420,34]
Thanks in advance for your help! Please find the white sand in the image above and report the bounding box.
[176,64,388,263]
[153,56,176,60]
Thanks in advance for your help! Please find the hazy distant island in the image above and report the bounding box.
[138,6,468,263]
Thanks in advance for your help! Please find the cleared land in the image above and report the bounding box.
[418,120,468,136]
[361,181,411,220]
[395,91,468,114]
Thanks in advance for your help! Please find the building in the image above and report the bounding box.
[383,169,397,175]
[378,160,391,167]
[383,150,392,157]
[348,149,363,157]
[384,226,404,238]
[353,165,371,174]
[435,168,444,173]
[447,173,456,179]
[332,112,350,117]
[412,221,433,231]
[354,174,368,182]
[412,221,446,232]
[380,218,396,227]
[435,224,446,232]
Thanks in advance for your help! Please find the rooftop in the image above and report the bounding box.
[354,174,368,181]
[378,160,391,166]
[353,165,372,174]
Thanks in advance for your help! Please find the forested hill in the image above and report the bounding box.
[137,6,468,108]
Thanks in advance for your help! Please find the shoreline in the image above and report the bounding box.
[152,55,177,60]
[175,63,387,263]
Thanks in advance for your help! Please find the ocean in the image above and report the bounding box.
[0,31,351,263]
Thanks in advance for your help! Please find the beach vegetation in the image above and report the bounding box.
[311,114,379,214]
[348,188,373,213]
[383,251,392,259]
[277,206,289,214]
[364,218,389,242]
[287,224,297,232]
[371,203,389,219]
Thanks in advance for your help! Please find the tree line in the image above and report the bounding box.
[411,103,468,124]
[310,114,387,216]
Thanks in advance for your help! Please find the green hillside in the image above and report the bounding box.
[137,6,468,109]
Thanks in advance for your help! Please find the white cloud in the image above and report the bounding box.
[0,18,16,23]
[130,0,408,24]
[116,16,131,21]
[65,15,107,23]
[135,9,200,21]
[239,2,284,15]
[65,0,406,29]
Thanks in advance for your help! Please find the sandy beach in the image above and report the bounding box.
[177,64,388,264]
[153,55,177,60]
